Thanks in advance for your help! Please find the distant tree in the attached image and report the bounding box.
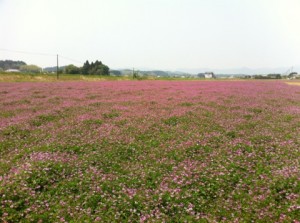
[80,60,109,75]
[97,66,109,75]
[90,62,95,74]
[288,72,298,78]
[89,61,98,75]
[65,64,81,74]
[133,70,139,79]
[0,67,3,72]
[20,64,41,73]
[0,60,26,70]
[95,65,109,75]
[86,60,109,75]
[82,60,90,75]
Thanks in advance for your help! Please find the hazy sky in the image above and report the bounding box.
[1,0,300,71]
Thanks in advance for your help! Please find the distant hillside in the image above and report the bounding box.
[43,66,66,72]
[178,67,300,75]
[116,69,191,77]
[0,60,26,70]
[141,70,170,77]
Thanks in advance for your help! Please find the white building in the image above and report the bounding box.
[5,69,20,73]
[204,72,216,79]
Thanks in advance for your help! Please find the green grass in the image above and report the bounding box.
[0,72,131,82]
[0,72,223,82]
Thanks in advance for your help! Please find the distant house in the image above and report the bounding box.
[5,69,20,73]
[204,72,216,79]
[197,72,216,79]
[197,72,216,78]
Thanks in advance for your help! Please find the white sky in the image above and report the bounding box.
[0,0,300,71]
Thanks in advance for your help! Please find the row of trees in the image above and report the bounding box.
[64,60,109,75]
[20,65,42,73]
[0,60,42,73]
[0,60,26,70]
[252,74,282,79]
[0,59,109,75]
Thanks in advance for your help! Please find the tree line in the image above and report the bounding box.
[0,60,110,75]
[0,60,26,71]
[64,60,109,75]
[0,60,42,73]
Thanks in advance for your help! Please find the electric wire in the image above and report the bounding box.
[0,48,83,65]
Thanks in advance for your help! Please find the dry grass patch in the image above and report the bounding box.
[285,82,300,86]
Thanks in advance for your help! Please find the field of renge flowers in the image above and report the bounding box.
[0,80,299,222]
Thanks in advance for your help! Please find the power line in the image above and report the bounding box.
[59,55,83,65]
[0,48,56,57]
[0,48,83,65]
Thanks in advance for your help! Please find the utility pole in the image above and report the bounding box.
[56,54,59,80]
[132,67,134,79]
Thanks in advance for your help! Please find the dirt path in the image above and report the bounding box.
[285,82,300,86]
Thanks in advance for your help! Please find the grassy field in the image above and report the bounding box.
[0,72,133,82]
[0,80,299,222]
[0,72,206,82]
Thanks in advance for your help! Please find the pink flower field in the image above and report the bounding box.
[0,80,299,222]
